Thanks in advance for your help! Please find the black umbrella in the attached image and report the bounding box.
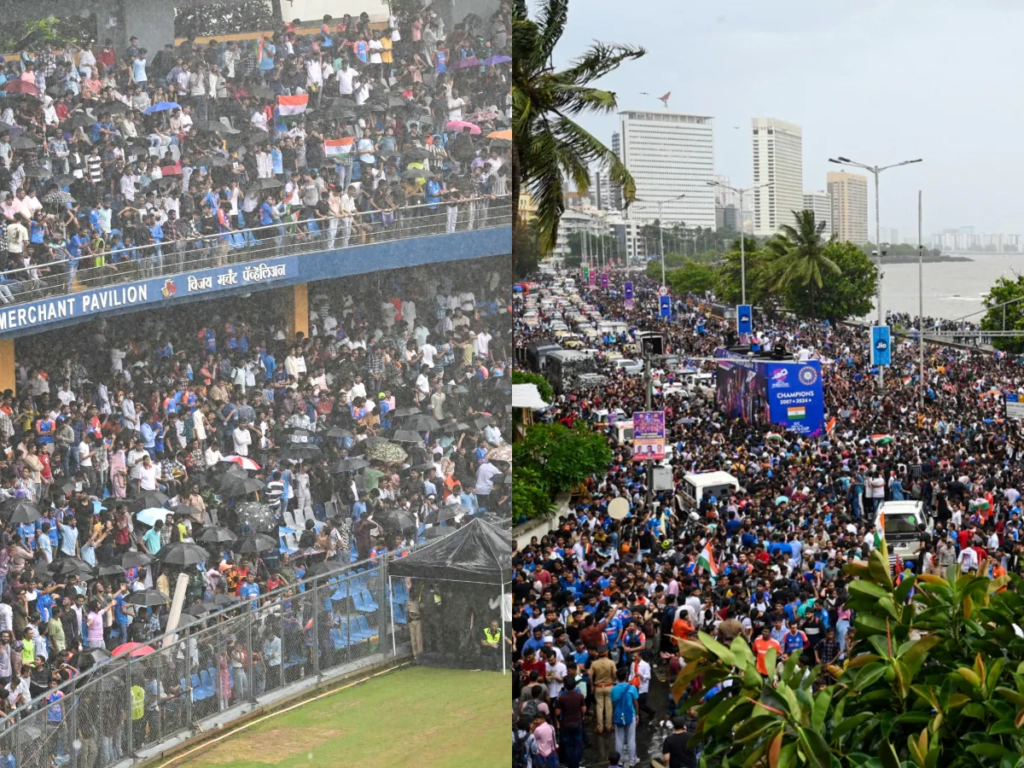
[158,543,208,567]
[236,502,276,534]
[237,533,278,554]
[422,526,451,539]
[68,113,97,128]
[442,421,471,434]
[326,426,353,438]
[50,558,94,578]
[0,121,11,133]
[379,508,416,530]
[9,135,37,150]
[98,101,129,114]
[122,550,153,568]
[331,458,370,473]
[6,501,40,524]
[305,561,347,578]
[22,165,51,178]
[174,503,204,520]
[411,462,438,473]
[434,504,471,523]
[404,415,441,432]
[473,415,493,429]
[279,444,323,461]
[391,430,423,444]
[392,407,422,418]
[128,589,170,607]
[97,564,125,577]
[213,593,238,606]
[131,490,169,509]
[220,474,265,496]
[402,147,432,161]
[198,526,237,544]
[79,646,112,666]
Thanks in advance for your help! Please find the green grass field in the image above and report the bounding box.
[177,666,510,768]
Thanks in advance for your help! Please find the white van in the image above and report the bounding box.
[874,501,930,566]
[680,471,741,510]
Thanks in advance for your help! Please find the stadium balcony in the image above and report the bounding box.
[0,197,511,389]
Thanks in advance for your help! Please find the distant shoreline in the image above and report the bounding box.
[883,255,972,264]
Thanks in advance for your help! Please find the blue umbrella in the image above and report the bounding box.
[146,102,181,113]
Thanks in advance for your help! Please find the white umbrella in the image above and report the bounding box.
[222,455,260,471]
[136,507,173,527]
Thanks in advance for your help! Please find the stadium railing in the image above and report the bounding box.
[0,196,512,309]
[0,549,414,767]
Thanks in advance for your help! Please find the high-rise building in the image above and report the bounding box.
[751,118,803,236]
[827,171,869,245]
[618,110,716,247]
[609,132,624,210]
[712,175,738,209]
[587,163,616,211]
[803,191,832,235]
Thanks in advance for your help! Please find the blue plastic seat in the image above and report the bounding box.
[330,627,348,649]
[192,673,207,701]
[358,587,379,612]
[356,615,379,639]
[393,602,407,624]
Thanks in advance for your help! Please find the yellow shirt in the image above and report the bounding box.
[381,38,393,64]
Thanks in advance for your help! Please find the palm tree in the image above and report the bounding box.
[512,0,644,272]
[766,210,840,317]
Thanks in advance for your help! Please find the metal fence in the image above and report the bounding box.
[0,197,512,309]
[0,551,413,768]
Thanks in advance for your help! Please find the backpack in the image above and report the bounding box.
[518,697,540,730]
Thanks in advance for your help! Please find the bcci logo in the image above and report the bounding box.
[798,366,818,386]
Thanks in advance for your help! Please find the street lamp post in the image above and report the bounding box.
[634,193,686,288]
[707,181,770,306]
[828,156,923,389]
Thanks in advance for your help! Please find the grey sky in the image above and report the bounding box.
[553,0,1024,238]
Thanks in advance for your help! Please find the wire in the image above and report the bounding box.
[154,660,412,768]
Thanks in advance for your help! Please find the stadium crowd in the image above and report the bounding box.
[0,1,511,301]
[0,4,514,759]
[0,252,511,762]
[511,271,1024,768]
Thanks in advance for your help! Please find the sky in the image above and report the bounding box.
[548,0,1024,239]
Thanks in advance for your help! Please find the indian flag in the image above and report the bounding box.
[787,406,806,420]
[874,513,885,549]
[324,137,355,156]
[825,417,837,435]
[871,434,894,446]
[765,432,783,442]
[697,543,718,579]
[277,94,309,116]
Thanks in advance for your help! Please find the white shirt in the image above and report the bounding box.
[336,68,355,95]
[420,344,437,368]
[630,658,652,694]
[139,463,159,491]
[233,426,252,456]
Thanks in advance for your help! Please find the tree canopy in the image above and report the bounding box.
[511,0,644,268]
[512,422,612,522]
[980,274,1024,353]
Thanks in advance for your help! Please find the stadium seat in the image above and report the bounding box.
[330,627,348,649]
[393,602,407,624]
[353,615,377,641]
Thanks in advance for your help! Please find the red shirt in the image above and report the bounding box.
[753,636,781,675]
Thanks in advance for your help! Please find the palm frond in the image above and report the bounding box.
[559,42,647,89]
[526,128,567,254]
[551,83,620,116]
[537,0,570,63]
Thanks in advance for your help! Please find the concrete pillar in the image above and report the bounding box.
[115,0,178,58]
[0,339,16,396]
[282,284,309,342]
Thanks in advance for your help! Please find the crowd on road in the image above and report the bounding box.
[0,2,511,302]
[511,268,1024,768]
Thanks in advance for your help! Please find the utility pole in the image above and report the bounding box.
[645,352,653,510]
[708,181,771,305]
[829,155,923,389]
[918,190,924,411]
